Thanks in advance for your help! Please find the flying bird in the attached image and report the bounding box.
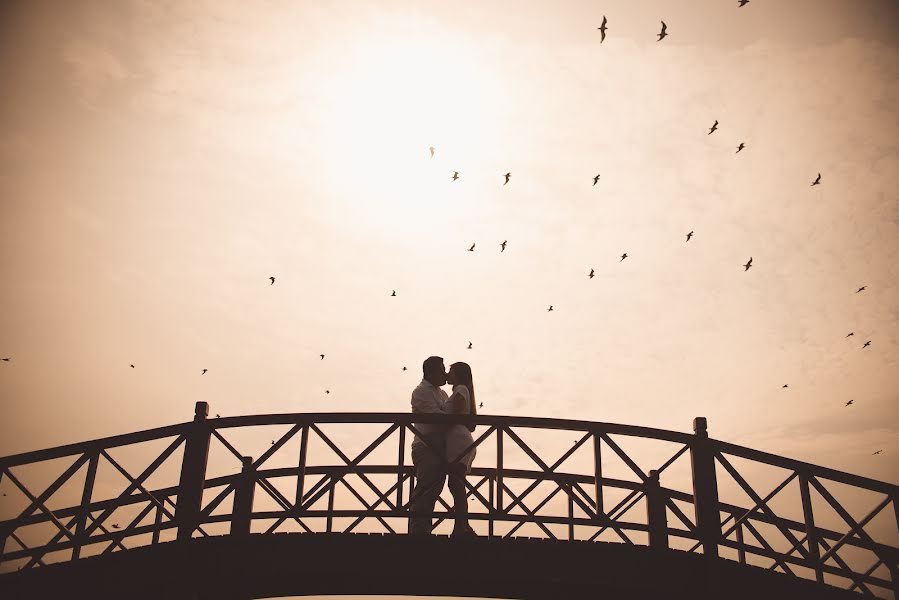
[620,253,628,262]
[686,231,693,242]
[112,523,121,530]
[743,257,753,271]
[402,366,407,371]
[202,369,208,375]
[547,305,554,312]
[271,440,275,445]
[657,21,668,41]
[845,400,854,406]
[391,290,396,297]
[503,172,511,186]
[1,358,10,362]
[811,173,821,186]
[597,16,608,43]
[269,276,275,285]
[429,146,435,158]
[736,143,745,153]
[856,286,866,293]
[452,171,459,181]
[738,0,749,6]
[873,450,882,455]
[215,413,221,418]
[863,341,871,348]
[589,269,595,279]
[708,120,718,135]
[468,341,473,349]
[782,384,788,388]
[325,390,330,394]
[130,364,135,368]
[468,243,476,252]
[501,240,507,252]
[593,174,601,186]
[846,332,854,338]
[479,402,483,408]
[320,354,325,360]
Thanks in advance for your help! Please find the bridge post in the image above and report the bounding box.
[176,401,211,542]
[690,417,720,559]
[646,469,669,550]
[231,456,255,537]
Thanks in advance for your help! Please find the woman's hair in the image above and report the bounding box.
[450,362,476,429]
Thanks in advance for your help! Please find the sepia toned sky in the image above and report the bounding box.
[1,0,898,519]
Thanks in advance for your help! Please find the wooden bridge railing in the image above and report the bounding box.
[0,403,896,598]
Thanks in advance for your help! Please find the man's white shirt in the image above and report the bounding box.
[411,378,449,445]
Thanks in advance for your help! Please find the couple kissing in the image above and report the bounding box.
[408,356,477,537]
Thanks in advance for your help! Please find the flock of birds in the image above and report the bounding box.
[0,4,887,462]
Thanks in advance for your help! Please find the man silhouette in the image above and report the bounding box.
[408,356,450,535]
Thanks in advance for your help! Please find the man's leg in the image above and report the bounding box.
[408,439,446,535]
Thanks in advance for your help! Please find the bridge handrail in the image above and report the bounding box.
[1,413,892,495]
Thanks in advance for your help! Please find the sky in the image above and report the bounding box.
[0,0,898,588]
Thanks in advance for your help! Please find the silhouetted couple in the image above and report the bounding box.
[408,356,478,536]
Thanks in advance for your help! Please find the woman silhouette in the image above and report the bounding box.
[445,361,477,536]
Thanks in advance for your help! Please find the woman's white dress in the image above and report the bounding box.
[445,385,476,472]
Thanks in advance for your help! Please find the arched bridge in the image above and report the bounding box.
[0,403,896,599]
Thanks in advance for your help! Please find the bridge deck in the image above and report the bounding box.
[0,532,868,600]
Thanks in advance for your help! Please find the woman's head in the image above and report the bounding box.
[448,362,476,417]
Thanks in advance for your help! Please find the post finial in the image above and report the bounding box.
[194,401,209,420]
[241,456,254,470]
[693,417,708,436]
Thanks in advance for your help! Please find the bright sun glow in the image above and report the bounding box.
[312,33,509,235]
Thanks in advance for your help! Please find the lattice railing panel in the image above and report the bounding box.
[1,409,895,598]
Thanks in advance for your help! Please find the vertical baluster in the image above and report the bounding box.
[890,490,899,599]
[152,504,162,545]
[176,402,211,542]
[798,471,823,583]
[295,424,308,515]
[646,470,669,550]
[0,469,7,564]
[488,475,495,539]
[496,428,504,516]
[594,432,604,521]
[568,479,575,541]
[690,417,720,558]
[231,456,255,537]
[73,451,99,560]
[736,520,745,564]
[326,477,335,533]
[397,424,406,510]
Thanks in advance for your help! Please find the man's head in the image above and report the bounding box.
[422,356,447,387]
